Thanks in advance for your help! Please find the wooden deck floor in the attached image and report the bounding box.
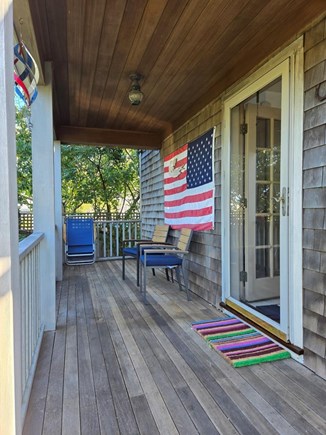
[23,260,326,435]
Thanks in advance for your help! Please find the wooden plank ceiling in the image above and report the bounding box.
[14,0,326,149]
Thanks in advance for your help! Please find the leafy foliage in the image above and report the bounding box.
[16,103,140,216]
[61,145,140,216]
[16,105,33,207]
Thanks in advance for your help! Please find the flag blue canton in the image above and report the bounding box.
[187,130,213,188]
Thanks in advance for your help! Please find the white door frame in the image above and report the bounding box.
[221,38,303,349]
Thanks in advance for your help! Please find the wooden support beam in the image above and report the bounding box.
[56,126,163,150]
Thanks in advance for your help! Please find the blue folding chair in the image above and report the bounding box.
[65,218,95,265]
[139,228,193,304]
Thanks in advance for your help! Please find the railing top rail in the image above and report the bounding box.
[63,213,140,220]
[19,232,44,261]
[94,219,141,224]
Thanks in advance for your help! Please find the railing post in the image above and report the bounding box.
[122,222,126,246]
[103,222,107,257]
[95,223,100,258]
[109,222,113,257]
[128,222,132,246]
[115,223,119,257]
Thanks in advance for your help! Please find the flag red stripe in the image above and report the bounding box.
[165,207,213,219]
[169,222,213,231]
[164,156,187,172]
[164,189,213,207]
[163,144,188,162]
[164,170,187,185]
[164,183,187,196]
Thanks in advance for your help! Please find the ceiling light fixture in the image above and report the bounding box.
[128,73,143,106]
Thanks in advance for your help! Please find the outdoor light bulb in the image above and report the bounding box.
[128,88,144,105]
[128,74,143,105]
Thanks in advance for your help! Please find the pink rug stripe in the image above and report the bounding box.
[192,316,291,367]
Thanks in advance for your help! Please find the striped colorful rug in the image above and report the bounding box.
[192,316,291,367]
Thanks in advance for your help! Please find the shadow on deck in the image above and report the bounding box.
[23,259,326,435]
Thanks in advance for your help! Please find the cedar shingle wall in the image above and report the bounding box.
[140,102,222,305]
[140,150,165,239]
[303,18,326,379]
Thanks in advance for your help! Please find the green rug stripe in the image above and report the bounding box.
[232,350,291,368]
[205,328,256,341]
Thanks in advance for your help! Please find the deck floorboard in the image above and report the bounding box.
[23,260,326,435]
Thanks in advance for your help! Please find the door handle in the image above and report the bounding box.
[273,187,287,216]
[281,187,287,216]
[273,195,285,203]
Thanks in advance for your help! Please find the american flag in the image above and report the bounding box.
[164,128,215,231]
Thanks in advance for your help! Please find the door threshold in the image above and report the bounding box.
[220,301,303,355]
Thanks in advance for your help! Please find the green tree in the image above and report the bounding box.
[61,145,139,216]
[16,105,33,207]
[15,102,140,216]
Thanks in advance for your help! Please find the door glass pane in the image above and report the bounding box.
[273,150,281,180]
[274,119,281,148]
[256,150,270,181]
[256,184,270,213]
[273,216,280,245]
[274,247,280,276]
[256,216,269,246]
[272,184,280,213]
[257,118,270,148]
[256,248,270,278]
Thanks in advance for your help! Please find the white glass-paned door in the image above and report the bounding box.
[229,75,289,330]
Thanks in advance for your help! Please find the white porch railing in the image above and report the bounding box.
[19,232,45,421]
[95,219,141,259]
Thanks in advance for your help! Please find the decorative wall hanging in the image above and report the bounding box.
[14,40,39,106]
